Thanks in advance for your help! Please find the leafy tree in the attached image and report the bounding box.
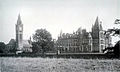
[33,29,53,54]
[105,28,120,36]
[32,42,42,53]
[104,19,120,57]
[105,19,120,35]
[0,42,6,53]
[47,41,54,52]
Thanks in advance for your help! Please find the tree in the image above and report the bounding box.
[104,19,120,57]
[0,42,6,53]
[105,28,120,36]
[33,29,53,54]
[105,19,120,35]
[32,42,42,53]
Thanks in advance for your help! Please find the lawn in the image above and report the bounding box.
[0,57,120,72]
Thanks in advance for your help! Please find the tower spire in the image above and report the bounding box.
[94,16,99,27]
[17,13,22,24]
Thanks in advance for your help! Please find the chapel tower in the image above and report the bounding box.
[16,14,23,51]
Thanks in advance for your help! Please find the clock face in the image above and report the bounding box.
[19,27,22,31]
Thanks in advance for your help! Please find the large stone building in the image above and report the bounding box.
[6,14,32,53]
[55,17,112,53]
[16,14,32,53]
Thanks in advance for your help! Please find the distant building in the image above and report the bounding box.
[55,16,112,53]
[16,14,32,53]
[6,39,16,53]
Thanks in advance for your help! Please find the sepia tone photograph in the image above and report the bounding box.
[0,0,120,72]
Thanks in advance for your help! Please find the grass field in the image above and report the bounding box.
[0,57,120,72]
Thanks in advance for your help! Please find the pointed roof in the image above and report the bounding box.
[17,14,22,24]
[77,27,82,32]
[8,39,16,45]
[92,16,103,32]
[94,16,99,27]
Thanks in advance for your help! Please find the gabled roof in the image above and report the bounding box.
[8,39,15,45]
[23,40,32,48]
[92,16,103,31]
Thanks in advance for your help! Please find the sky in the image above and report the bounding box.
[0,0,120,44]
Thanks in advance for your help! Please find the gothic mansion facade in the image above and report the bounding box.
[55,17,112,53]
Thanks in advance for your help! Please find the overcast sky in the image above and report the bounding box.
[0,0,120,44]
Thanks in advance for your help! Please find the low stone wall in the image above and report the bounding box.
[0,53,115,59]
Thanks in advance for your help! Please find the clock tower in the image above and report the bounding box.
[16,14,23,51]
